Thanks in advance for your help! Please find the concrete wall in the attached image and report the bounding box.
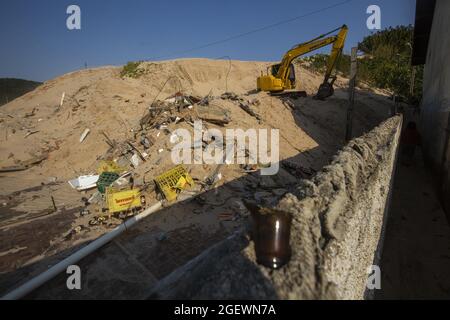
[420,0,450,212]
[148,115,403,300]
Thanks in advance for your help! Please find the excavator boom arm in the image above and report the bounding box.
[277,25,348,84]
[277,36,336,80]
[322,25,348,85]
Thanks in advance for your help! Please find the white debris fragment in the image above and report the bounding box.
[59,92,65,108]
[80,128,90,143]
[88,191,102,204]
[111,177,129,188]
[130,153,140,167]
[68,175,99,191]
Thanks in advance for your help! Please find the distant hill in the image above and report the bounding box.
[0,78,42,106]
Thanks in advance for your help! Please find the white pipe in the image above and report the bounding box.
[1,201,162,300]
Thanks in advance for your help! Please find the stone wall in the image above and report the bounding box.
[148,115,403,300]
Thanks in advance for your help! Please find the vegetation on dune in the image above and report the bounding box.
[120,61,147,79]
[299,25,423,104]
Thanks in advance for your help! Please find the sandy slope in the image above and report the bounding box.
[0,58,394,278]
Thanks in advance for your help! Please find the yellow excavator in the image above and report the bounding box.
[257,25,348,100]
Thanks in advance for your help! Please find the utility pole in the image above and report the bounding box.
[346,47,358,142]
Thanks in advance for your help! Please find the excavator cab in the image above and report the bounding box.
[257,63,296,92]
[271,63,296,87]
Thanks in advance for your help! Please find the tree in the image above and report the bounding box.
[298,25,423,104]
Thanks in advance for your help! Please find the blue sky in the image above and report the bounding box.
[0,0,415,81]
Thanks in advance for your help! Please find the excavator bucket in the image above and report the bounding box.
[314,76,337,100]
[314,82,335,100]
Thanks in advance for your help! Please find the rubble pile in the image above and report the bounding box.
[0,59,393,281]
[61,90,311,240]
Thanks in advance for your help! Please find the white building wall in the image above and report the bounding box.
[420,0,450,211]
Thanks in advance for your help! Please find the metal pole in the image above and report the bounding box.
[346,47,358,142]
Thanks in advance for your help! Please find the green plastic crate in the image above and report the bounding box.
[97,172,120,194]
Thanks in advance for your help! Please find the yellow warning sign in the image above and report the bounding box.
[107,188,141,214]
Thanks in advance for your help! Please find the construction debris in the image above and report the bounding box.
[205,171,222,188]
[89,216,108,226]
[59,92,66,109]
[282,99,295,110]
[97,172,120,194]
[177,189,199,202]
[127,142,146,162]
[130,153,140,168]
[24,130,39,138]
[80,128,90,143]
[24,107,37,118]
[242,164,258,173]
[196,104,230,126]
[220,92,242,101]
[68,175,100,191]
[88,191,103,204]
[80,209,90,216]
[154,165,194,202]
[51,196,57,212]
[101,131,116,148]
[239,102,261,121]
[106,188,141,214]
[97,160,125,175]
[140,135,153,149]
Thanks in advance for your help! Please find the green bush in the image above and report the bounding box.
[120,61,146,79]
[298,25,423,103]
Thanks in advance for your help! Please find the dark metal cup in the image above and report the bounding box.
[246,203,293,269]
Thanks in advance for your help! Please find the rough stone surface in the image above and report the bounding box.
[148,115,403,300]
